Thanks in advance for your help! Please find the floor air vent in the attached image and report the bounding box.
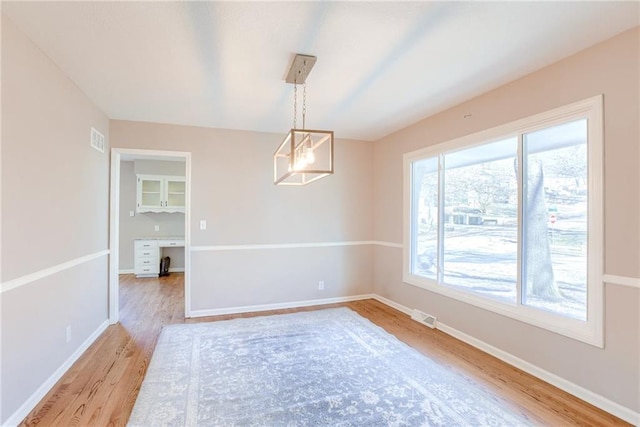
[90,127,105,153]
[411,309,437,329]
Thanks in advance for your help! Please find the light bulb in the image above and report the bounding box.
[302,134,315,164]
[294,152,307,171]
[306,148,315,164]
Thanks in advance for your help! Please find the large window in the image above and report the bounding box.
[404,96,603,346]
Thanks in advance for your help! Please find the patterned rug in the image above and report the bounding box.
[128,308,531,426]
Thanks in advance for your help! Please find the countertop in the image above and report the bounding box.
[135,237,185,240]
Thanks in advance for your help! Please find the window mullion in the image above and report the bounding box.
[410,162,420,274]
[437,154,445,283]
[516,133,524,307]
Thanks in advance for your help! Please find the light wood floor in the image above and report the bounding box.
[20,274,629,426]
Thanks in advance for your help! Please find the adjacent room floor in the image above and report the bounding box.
[20,274,629,426]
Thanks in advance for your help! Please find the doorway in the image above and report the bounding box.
[109,148,192,324]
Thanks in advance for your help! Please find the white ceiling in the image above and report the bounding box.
[3,1,638,141]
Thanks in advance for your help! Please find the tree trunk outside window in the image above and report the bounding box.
[524,159,561,299]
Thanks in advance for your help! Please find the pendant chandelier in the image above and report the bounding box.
[274,54,334,186]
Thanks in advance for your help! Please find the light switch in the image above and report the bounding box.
[129,210,135,217]
[200,220,207,230]
[154,225,160,231]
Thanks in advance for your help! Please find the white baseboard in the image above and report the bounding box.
[371,294,639,426]
[3,320,110,427]
[373,294,413,316]
[436,322,639,425]
[188,294,375,318]
[119,267,184,275]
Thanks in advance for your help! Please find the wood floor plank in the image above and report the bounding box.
[19,274,630,426]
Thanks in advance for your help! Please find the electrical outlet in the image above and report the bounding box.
[318,281,325,290]
[200,220,207,230]
[154,225,160,231]
[66,325,72,343]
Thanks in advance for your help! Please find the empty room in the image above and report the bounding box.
[1,1,639,426]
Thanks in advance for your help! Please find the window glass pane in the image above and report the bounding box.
[443,138,518,302]
[411,158,438,279]
[522,119,587,320]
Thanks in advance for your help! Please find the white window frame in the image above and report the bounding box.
[403,95,603,347]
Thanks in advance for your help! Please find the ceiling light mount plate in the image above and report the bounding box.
[285,54,317,84]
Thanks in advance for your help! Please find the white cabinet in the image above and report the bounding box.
[134,239,185,278]
[136,175,185,213]
[134,240,160,277]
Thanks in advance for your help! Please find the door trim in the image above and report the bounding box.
[108,148,192,323]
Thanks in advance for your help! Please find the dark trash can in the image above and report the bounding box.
[159,256,171,277]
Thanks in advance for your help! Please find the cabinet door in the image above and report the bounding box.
[137,176,164,212]
[165,177,186,210]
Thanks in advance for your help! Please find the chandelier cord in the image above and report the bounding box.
[302,61,307,130]
[293,83,297,129]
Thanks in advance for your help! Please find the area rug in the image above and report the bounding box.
[128,308,531,426]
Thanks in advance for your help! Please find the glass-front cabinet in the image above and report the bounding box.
[165,178,186,210]
[136,174,185,213]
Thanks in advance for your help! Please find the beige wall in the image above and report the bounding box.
[110,121,374,310]
[1,14,110,424]
[119,160,185,270]
[372,27,640,412]
[191,246,372,311]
